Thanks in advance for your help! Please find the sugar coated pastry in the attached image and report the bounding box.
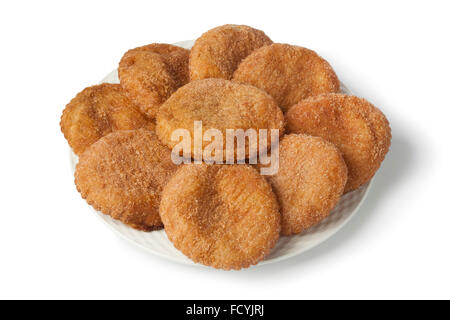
[261,134,348,235]
[118,44,189,118]
[60,83,154,155]
[233,43,340,112]
[189,24,272,80]
[75,129,177,231]
[160,164,281,270]
[286,93,391,192]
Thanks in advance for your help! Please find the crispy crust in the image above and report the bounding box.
[159,164,281,270]
[156,78,285,159]
[60,83,154,156]
[233,43,340,112]
[118,44,189,118]
[74,129,178,231]
[261,134,348,235]
[189,24,272,80]
[286,93,391,192]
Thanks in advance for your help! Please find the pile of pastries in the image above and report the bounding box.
[60,25,391,270]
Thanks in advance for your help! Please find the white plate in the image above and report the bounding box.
[69,40,371,268]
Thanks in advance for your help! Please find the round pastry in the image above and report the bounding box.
[160,164,281,270]
[286,93,391,192]
[261,134,348,235]
[156,78,284,161]
[75,129,177,231]
[233,43,340,112]
[118,43,189,118]
[60,83,153,155]
[189,24,272,80]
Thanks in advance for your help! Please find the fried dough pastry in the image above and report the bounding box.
[159,164,281,270]
[60,83,154,155]
[118,44,189,118]
[286,93,391,192]
[233,43,340,112]
[75,129,178,231]
[261,134,347,235]
[189,24,272,80]
[156,78,284,160]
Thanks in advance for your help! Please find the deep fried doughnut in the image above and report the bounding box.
[261,134,348,235]
[156,78,284,160]
[60,83,154,155]
[118,44,189,118]
[189,24,272,80]
[233,43,340,112]
[75,129,177,231]
[286,93,391,192]
[159,164,281,269]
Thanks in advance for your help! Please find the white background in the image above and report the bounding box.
[0,0,449,299]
